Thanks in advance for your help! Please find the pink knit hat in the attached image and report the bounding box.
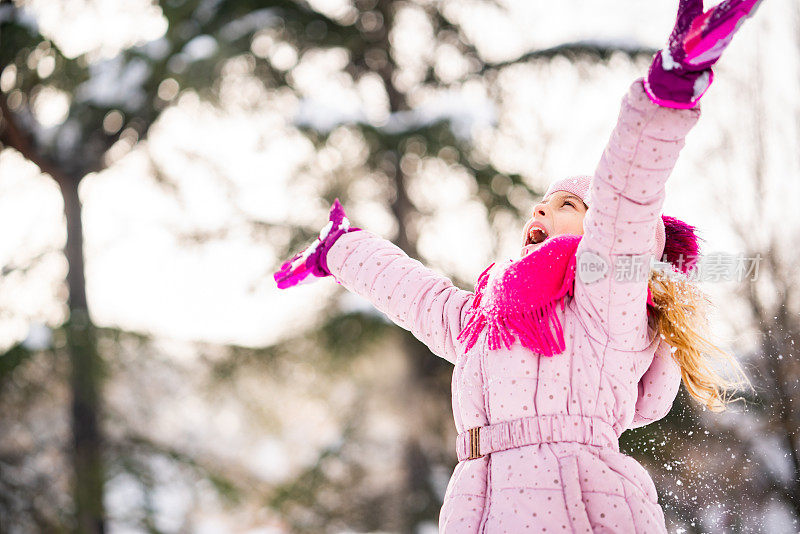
[543,175,699,274]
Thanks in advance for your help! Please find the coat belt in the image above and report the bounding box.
[456,414,619,462]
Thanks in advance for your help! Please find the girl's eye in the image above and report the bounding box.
[564,200,574,208]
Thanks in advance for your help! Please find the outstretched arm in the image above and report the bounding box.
[573,79,701,351]
[326,231,474,365]
[573,0,763,349]
[274,200,473,365]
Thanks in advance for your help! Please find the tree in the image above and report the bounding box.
[1,1,359,530]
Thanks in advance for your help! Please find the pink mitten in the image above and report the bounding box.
[645,0,764,108]
[274,199,360,289]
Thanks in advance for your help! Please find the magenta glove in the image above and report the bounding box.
[273,199,360,289]
[645,0,764,108]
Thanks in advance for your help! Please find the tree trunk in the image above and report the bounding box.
[370,2,453,531]
[59,176,106,534]
[2,90,106,532]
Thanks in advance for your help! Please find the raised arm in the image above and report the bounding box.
[573,0,764,348]
[573,79,701,351]
[326,231,474,365]
[275,201,473,364]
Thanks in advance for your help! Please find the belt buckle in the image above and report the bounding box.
[467,427,482,460]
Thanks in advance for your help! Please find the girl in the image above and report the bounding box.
[274,1,761,531]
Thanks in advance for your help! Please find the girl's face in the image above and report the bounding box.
[521,191,588,257]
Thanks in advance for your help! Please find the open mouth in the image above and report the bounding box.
[521,224,550,257]
[525,226,549,246]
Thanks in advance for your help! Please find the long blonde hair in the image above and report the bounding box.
[647,269,752,411]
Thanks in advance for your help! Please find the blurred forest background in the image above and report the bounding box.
[1,0,799,532]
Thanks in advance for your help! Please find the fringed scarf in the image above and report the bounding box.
[457,234,656,356]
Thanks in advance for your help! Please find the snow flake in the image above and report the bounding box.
[661,49,678,71]
[693,71,711,99]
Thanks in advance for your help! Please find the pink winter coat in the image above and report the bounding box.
[326,78,700,533]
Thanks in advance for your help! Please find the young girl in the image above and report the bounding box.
[275,1,761,531]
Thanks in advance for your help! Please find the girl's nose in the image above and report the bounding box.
[533,202,549,217]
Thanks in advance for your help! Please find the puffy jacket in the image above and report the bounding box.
[326,78,699,533]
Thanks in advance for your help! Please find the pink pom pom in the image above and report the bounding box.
[662,215,703,274]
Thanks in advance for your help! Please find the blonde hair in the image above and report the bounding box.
[647,269,752,412]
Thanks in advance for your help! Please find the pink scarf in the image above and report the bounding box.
[457,234,655,356]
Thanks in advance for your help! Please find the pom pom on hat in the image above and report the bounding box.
[661,215,701,274]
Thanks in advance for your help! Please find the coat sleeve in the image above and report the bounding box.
[325,230,474,365]
[573,78,701,351]
[629,338,683,429]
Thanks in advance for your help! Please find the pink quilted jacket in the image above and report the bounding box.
[326,78,700,533]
